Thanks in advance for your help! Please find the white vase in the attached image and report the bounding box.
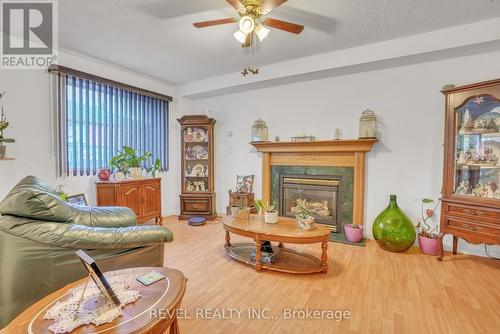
[114,172,125,181]
[129,167,143,179]
[265,211,278,224]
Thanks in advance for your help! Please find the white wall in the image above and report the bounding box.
[0,49,180,215]
[191,50,500,258]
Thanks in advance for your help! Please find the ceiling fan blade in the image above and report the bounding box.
[226,0,244,10]
[193,18,237,28]
[262,0,288,14]
[263,18,304,34]
[242,32,253,48]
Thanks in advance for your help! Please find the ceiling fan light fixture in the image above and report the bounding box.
[255,24,270,41]
[233,30,247,44]
[238,15,255,34]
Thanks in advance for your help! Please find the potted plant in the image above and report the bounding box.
[344,222,364,243]
[110,146,152,179]
[121,146,152,178]
[295,200,315,230]
[0,93,15,159]
[263,201,278,224]
[55,185,68,201]
[254,199,264,215]
[416,198,441,255]
[148,157,162,178]
[109,152,130,180]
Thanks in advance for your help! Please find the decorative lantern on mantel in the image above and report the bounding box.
[359,109,377,139]
[251,119,269,142]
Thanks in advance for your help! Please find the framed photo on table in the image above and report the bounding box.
[76,250,121,306]
[67,193,88,206]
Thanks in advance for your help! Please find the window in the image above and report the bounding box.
[52,69,170,177]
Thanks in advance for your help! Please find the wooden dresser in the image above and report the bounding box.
[439,79,500,260]
[96,178,163,225]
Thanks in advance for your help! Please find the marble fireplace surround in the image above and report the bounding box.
[251,140,377,237]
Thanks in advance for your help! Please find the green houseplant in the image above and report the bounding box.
[263,201,278,224]
[109,152,130,180]
[254,199,278,223]
[148,157,162,178]
[0,92,15,158]
[416,198,441,255]
[110,146,152,179]
[295,199,315,230]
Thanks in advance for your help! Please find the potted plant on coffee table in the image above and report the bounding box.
[263,201,278,224]
[344,222,364,243]
[295,200,315,230]
[416,198,441,255]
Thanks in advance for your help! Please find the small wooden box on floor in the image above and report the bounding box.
[226,191,257,215]
[96,178,163,224]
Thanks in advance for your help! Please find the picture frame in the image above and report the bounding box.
[67,193,88,206]
[76,250,121,306]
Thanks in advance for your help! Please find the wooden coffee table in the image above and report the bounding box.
[3,267,187,334]
[223,214,330,274]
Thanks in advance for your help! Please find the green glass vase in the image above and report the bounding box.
[372,195,416,252]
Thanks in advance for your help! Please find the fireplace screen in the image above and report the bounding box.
[279,174,340,228]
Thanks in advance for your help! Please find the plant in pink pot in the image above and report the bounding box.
[344,223,364,243]
[416,198,441,255]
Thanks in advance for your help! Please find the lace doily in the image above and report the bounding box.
[44,274,140,334]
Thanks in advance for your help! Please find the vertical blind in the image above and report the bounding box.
[54,73,169,177]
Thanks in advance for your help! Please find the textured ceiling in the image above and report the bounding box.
[59,0,500,84]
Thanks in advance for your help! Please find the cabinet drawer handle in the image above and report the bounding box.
[463,209,482,216]
[463,223,480,231]
[192,205,199,210]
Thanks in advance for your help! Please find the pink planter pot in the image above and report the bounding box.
[418,234,439,255]
[344,224,364,243]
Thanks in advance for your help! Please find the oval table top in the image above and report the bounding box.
[223,214,331,242]
[3,267,187,334]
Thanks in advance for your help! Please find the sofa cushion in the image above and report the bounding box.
[0,176,72,222]
[70,204,137,227]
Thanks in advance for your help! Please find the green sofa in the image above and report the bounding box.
[0,176,173,328]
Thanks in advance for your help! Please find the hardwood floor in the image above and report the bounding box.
[161,216,500,334]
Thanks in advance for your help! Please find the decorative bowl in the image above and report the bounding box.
[296,216,315,230]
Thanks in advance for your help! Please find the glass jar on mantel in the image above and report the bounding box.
[251,119,269,142]
[359,109,377,139]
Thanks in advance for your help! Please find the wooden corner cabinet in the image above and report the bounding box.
[439,79,500,260]
[96,178,163,225]
[178,115,216,220]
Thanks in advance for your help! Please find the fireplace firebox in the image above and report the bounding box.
[279,174,341,231]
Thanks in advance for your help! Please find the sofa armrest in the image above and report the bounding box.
[0,216,173,249]
[59,224,173,249]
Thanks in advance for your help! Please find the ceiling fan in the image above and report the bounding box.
[193,0,304,47]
